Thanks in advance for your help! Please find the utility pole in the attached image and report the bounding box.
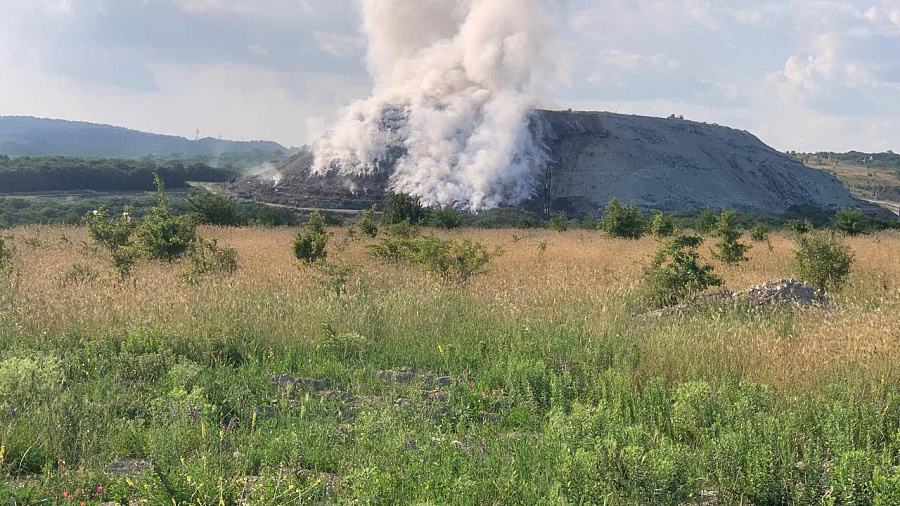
[195,128,200,141]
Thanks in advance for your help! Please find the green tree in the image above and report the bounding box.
[429,205,463,230]
[792,231,854,291]
[134,174,197,262]
[712,210,751,264]
[188,192,239,226]
[293,211,330,263]
[787,219,814,235]
[600,199,647,239]
[650,211,677,239]
[358,205,379,238]
[832,208,869,236]
[84,207,135,252]
[645,234,724,308]
[749,222,772,242]
[694,207,718,234]
[382,192,426,226]
[549,211,569,232]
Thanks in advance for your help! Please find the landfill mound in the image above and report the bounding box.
[233,110,860,214]
[651,278,830,318]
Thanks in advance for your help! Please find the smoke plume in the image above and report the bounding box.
[313,0,556,211]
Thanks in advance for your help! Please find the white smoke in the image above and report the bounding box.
[313,0,556,211]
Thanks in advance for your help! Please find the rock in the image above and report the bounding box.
[651,278,830,317]
[108,458,152,477]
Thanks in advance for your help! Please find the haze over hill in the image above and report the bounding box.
[0,116,296,160]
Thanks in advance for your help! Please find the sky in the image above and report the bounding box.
[0,0,898,152]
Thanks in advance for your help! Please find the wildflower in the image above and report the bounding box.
[0,445,5,463]
[469,381,476,387]
[201,423,207,439]
[438,345,444,355]
[251,410,257,430]
[97,486,104,493]
[92,210,100,216]
[59,460,66,470]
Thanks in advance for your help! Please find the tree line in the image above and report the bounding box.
[0,156,240,193]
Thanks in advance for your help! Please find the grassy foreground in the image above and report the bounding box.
[1,226,900,505]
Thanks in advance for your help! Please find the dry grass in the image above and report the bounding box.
[2,225,899,391]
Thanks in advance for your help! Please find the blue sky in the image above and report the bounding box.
[1,0,898,152]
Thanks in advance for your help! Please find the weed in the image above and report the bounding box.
[749,222,772,242]
[370,234,500,283]
[694,207,718,234]
[181,238,239,284]
[650,210,677,239]
[358,205,379,238]
[549,211,569,232]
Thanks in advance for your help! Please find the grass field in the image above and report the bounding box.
[1,225,900,504]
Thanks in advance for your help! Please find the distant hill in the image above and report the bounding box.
[0,116,296,160]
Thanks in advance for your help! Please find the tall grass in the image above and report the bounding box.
[0,226,898,504]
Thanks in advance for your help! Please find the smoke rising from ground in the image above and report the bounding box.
[312,0,556,211]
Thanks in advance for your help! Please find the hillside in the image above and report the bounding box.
[0,116,294,161]
[235,110,860,215]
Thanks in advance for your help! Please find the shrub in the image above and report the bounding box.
[580,217,599,230]
[832,207,869,236]
[749,222,772,242]
[84,207,135,252]
[712,210,751,264]
[358,205,379,238]
[549,211,569,232]
[429,205,463,230]
[644,234,724,308]
[517,214,537,229]
[60,263,98,287]
[181,237,238,284]
[111,246,140,280]
[187,192,239,226]
[0,353,64,404]
[791,231,854,291]
[695,207,718,234]
[293,211,330,263]
[601,199,648,239]
[787,218,814,235]
[382,192,426,225]
[135,175,197,262]
[650,211,677,239]
[370,235,500,283]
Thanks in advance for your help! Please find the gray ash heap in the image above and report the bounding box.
[233,109,859,215]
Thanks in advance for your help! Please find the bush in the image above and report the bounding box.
[187,192,239,226]
[787,218,814,235]
[749,222,772,242]
[382,192,426,226]
[695,207,718,234]
[832,207,869,236]
[429,205,463,230]
[644,234,724,308]
[358,205,379,238]
[370,235,500,283]
[791,231,854,291]
[712,210,751,264]
[135,175,196,262]
[293,211,330,263]
[84,207,135,252]
[181,237,238,284]
[0,353,64,405]
[549,211,569,232]
[601,199,648,239]
[650,211,677,239]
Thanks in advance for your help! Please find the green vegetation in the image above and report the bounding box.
[180,238,239,285]
[429,205,464,230]
[293,211,330,263]
[749,222,772,242]
[832,207,870,236]
[792,231,855,291]
[549,211,569,232]
[788,218,814,235]
[694,207,718,234]
[0,156,238,193]
[711,210,751,264]
[381,192,427,226]
[0,236,11,270]
[370,235,499,283]
[600,199,648,239]
[650,210,677,239]
[134,176,197,262]
[188,192,239,226]
[644,234,724,308]
[358,205,379,238]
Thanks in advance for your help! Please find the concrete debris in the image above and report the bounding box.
[652,278,830,317]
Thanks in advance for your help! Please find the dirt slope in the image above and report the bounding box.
[233,110,860,214]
